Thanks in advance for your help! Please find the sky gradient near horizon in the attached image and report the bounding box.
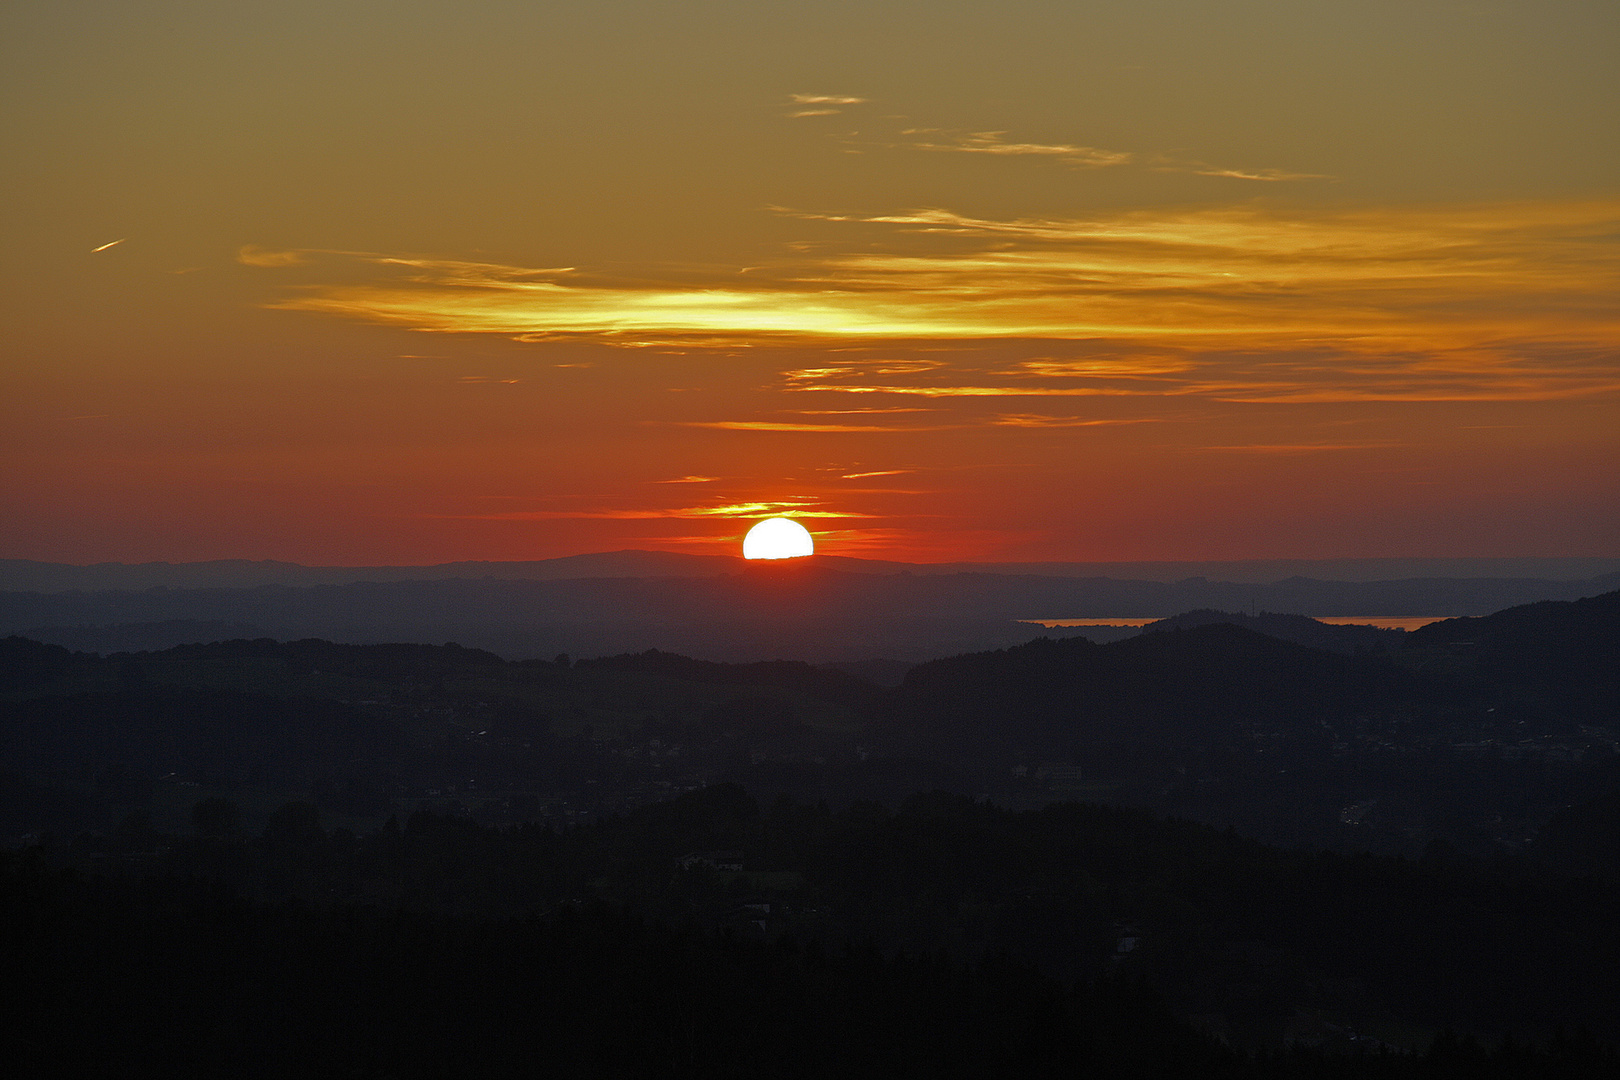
[4,1,1617,564]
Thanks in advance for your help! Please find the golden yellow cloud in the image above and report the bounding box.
[256,198,1620,403]
[1191,443,1402,453]
[676,420,960,432]
[237,245,308,267]
[439,501,869,521]
[790,93,865,105]
[1186,166,1332,182]
[992,415,1165,428]
[900,130,1133,167]
[784,385,1147,397]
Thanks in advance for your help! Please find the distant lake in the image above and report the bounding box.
[1021,616,1453,631]
[1312,616,1452,631]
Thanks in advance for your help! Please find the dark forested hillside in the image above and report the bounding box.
[891,624,1417,760]
[3,594,1617,856]
[3,685,398,785]
[7,788,1618,1074]
[1404,589,1620,723]
[4,853,1239,1080]
[18,860,1610,1080]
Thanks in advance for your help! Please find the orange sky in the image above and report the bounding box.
[4,1,1617,564]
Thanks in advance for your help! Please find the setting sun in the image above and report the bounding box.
[742,517,815,560]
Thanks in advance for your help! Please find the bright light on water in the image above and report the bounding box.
[1021,616,1452,631]
[1312,616,1451,631]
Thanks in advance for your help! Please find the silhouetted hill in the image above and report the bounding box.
[0,684,400,782]
[892,624,1416,760]
[143,635,509,680]
[821,657,916,687]
[0,635,87,690]
[1144,610,1405,653]
[5,853,1248,1080]
[34,848,1612,1080]
[14,619,273,654]
[575,648,882,706]
[10,789,1620,1067]
[1532,790,1620,882]
[1405,589,1620,724]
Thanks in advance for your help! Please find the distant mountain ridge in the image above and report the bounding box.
[4,552,1619,592]
[0,551,739,592]
[4,569,1618,664]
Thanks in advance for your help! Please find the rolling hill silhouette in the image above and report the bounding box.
[890,623,1416,760]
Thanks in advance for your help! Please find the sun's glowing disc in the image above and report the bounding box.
[742,517,815,560]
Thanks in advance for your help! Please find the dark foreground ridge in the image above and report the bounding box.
[5,790,1618,1078]
[1,851,1237,1080]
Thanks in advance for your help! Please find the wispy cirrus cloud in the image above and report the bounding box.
[238,244,309,267]
[790,93,865,105]
[237,244,574,277]
[898,129,1132,168]
[675,420,960,432]
[251,197,1620,404]
[786,93,1322,183]
[1014,357,1192,377]
[787,92,865,117]
[781,361,944,379]
[1192,442,1402,453]
[991,415,1167,428]
[1181,165,1333,182]
[439,500,870,520]
[795,407,935,415]
[848,118,1317,181]
[782,384,1142,398]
